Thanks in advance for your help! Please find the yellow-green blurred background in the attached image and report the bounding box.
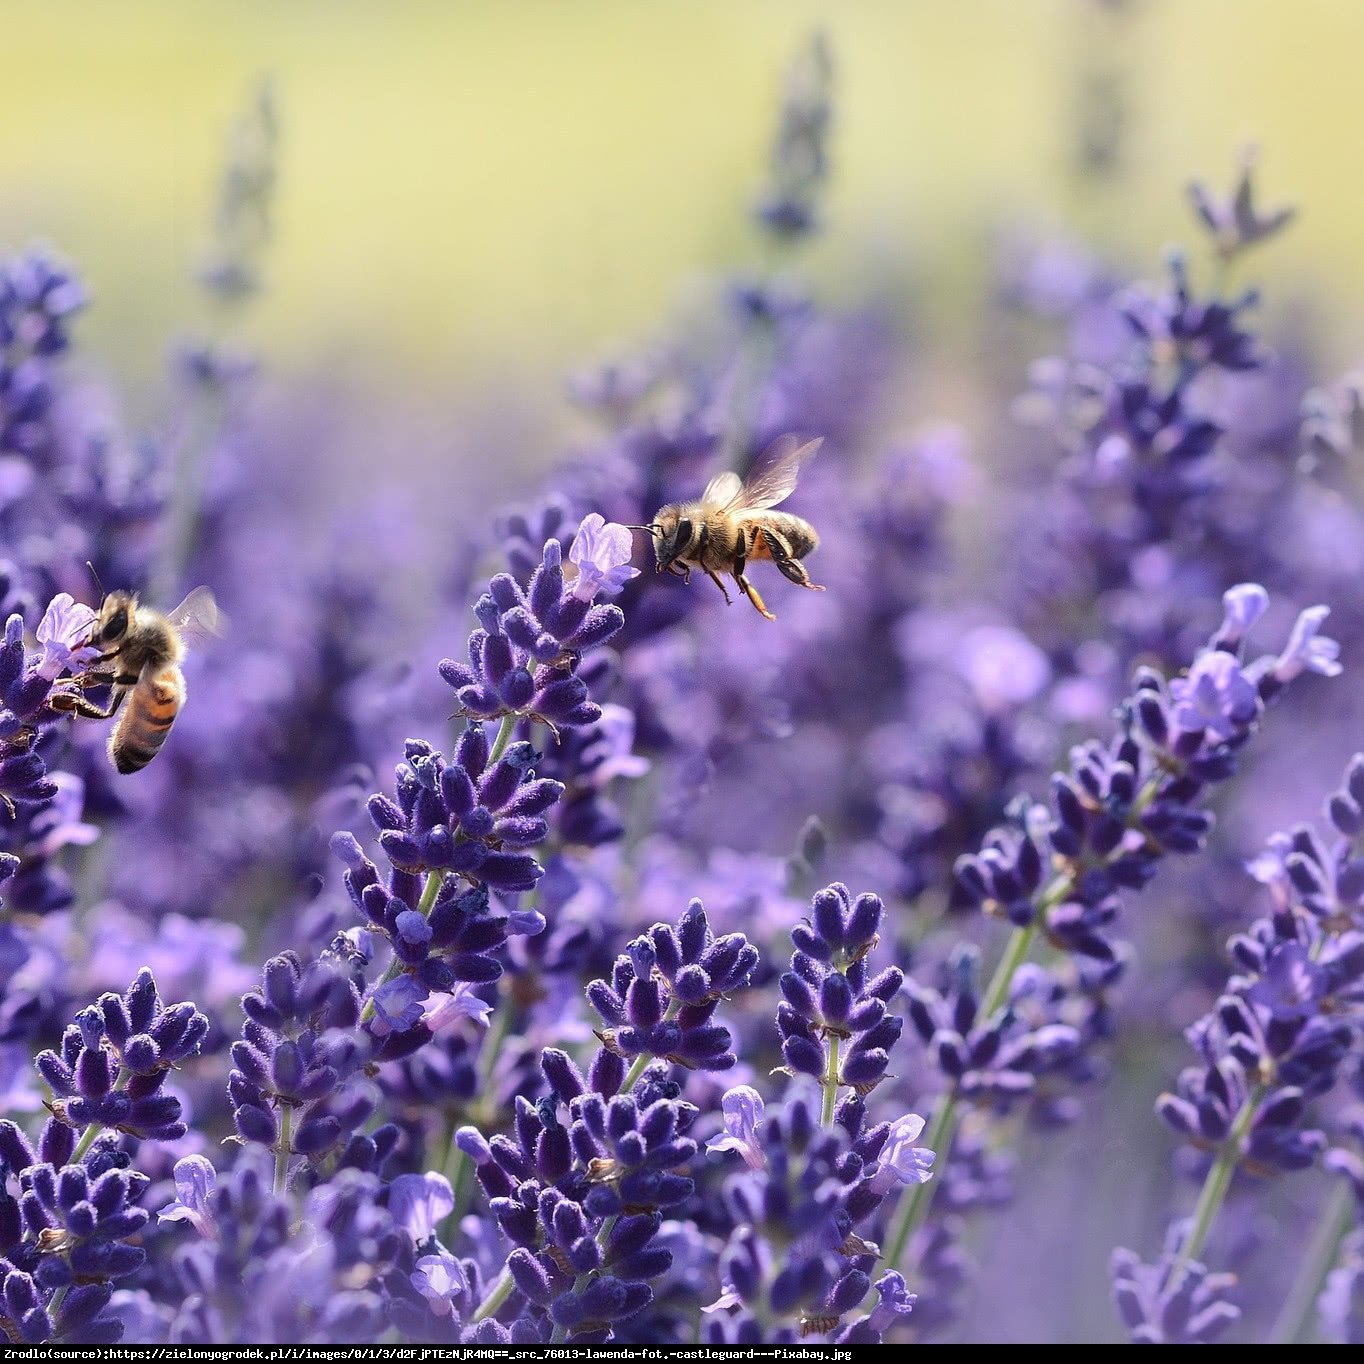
[3,0,1363,414]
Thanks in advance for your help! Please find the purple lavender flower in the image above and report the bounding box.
[439,540,624,735]
[1111,1234,1240,1343]
[705,1086,766,1171]
[33,594,98,680]
[1187,148,1296,261]
[34,968,208,1141]
[157,1155,218,1239]
[567,514,639,602]
[587,900,757,1072]
[389,1172,455,1248]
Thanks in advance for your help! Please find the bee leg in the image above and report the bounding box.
[665,562,692,584]
[761,527,825,591]
[732,547,776,621]
[49,691,121,721]
[704,569,733,604]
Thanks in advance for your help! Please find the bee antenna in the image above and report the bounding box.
[85,561,106,600]
[625,524,661,533]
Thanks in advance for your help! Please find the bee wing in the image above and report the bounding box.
[735,435,823,510]
[701,470,744,509]
[166,586,227,651]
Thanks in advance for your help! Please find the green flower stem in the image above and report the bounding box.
[822,1034,842,1126]
[487,713,518,766]
[1269,1179,1357,1344]
[69,1068,130,1163]
[873,765,1173,1309]
[439,1000,516,1238]
[274,1104,293,1195]
[1167,1083,1267,1286]
[878,921,1038,1288]
[472,1265,515,1323]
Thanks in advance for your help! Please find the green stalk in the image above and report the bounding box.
[822,1034,842,1125]
[877,922,1038,1286]
[1167,1083,1266,1286]
[487,713,518,766]
[68,1069,131,1163]
[274,1104,293,1194]
[472,1266,515,1323]
[1268,1180,1356,1344]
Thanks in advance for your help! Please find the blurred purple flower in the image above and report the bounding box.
[389,1172,454,1245]
[956,624,1050,712]
[157,1155,218,1239]
[1273,606,1342,683]
[1168,650,1258,740]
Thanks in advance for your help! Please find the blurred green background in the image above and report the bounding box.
[3,0,1362,416]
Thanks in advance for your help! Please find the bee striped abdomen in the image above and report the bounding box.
[109,666,185,774]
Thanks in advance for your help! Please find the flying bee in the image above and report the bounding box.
[633,434,825,621]
[50,586,223,773]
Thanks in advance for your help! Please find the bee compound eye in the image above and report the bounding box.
[102,608,129,641]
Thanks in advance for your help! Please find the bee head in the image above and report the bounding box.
[93,591,137,649]
[638,505,696,572]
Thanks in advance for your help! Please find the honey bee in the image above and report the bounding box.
[51,586,223,773]
[635,435,825,620]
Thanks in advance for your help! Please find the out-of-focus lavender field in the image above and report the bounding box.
[4,2,1364,1347]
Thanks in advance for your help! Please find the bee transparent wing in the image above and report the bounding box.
[166,586,227,652]
[735,435,823,510]
[701,470,744,509]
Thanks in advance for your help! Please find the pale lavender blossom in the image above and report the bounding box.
[1273,605,1343,683]
[388,1172,455,1245]
[865,1272,917,1333]
[567,513,640,601]
[706,1085,767,1170]
[412,1250,467,1317]
[369,975,426,1037]
[1168,650,1259,739]
[157,1155,218,1239]
[869,1112,935,1193]
[1215,582,1270,646]
[27,774,99,857]
[421,984,494,1035]
[34,592,99,679]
